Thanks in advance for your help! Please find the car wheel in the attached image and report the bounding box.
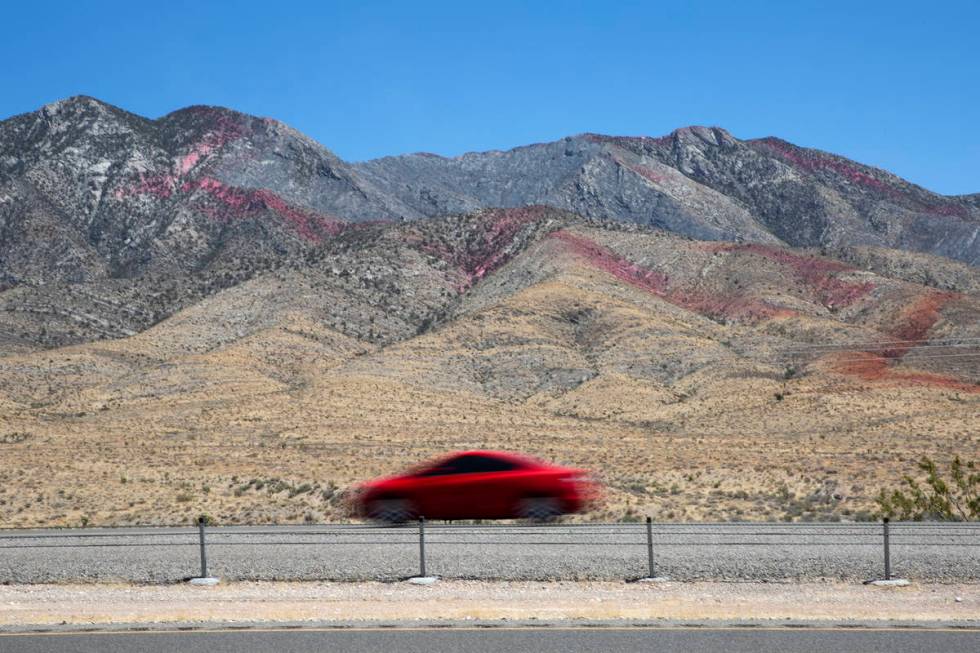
[367,498,416,525]
[517,496,562,522]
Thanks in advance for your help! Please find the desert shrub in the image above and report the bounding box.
[876,456,979,521]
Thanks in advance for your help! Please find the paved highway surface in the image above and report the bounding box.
[1,627,979,653]
[0,523,977,582]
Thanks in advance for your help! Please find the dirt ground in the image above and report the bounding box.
[0,581,976,627]
[1,365,977,527]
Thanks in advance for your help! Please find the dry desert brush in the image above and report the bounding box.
[876,456,980,521]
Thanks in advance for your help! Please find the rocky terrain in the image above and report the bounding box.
[0,97,977,527]
[356,129,980,264]
[2,96,978,351]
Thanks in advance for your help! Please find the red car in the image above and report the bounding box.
[351,450,597,523]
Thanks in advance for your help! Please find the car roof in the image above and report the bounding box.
[437,450,548,467]
[365,450,567,486]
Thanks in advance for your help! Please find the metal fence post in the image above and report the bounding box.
[646,516,655,579]
[419,516,427,578]
[883,517,891,581]
[198,516,208,579]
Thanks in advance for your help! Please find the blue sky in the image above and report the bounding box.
[1,1,977,194]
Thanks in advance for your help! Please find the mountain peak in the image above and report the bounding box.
[41,95,109,111]
[160,103,253,124]
[582,125,737,147]
[670,125,737,146]
[37,95,137,120]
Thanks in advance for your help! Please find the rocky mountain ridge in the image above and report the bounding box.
[357,127,980,264]
[1,96,978,356]
[2,96,977,293]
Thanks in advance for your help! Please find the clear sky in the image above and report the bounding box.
[1,0,977,194]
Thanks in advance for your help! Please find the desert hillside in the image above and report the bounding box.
[1,204,977,526]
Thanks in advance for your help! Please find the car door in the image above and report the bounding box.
[439,454,523,519]
[403,458,461,519]
[407,454,524,519]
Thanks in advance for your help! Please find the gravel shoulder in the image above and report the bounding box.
[2,523,978,583]
[1,580,978,629]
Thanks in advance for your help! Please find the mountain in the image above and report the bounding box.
[0,97,977,527]
[2,97,977,296]
[0,96,405,285]
[355,129,980,264]
[2,96,977,352]
[0,96,415,349]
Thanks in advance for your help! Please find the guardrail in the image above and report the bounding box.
[1,518,977,584]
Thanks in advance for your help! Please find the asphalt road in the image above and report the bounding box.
[0,523,977,583]
[2,628,979,653]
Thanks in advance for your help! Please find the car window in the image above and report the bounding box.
[456,455,519,474]
[416,463,457,477]
[416,454,521,477]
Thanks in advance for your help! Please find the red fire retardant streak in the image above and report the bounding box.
[182,177,252,210]
[182,177,344,243]
[707,246,970,394]
[115,113,249,200]
[705,243,875,309]
[550,231,790,322]
[757,138,894,194]
[253,189,344,240]
[879,291,960,359]
[421,207,553,291]
[830,353,980,394]
[177,113,248,175]
[756,138,969,219]
[550,230,668,293]
[827,291,975,392]
[467,209,545,282]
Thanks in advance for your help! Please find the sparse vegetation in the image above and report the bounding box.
[876,456,980,521]
[0,215,977,528]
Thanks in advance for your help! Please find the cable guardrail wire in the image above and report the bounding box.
[0,522,977,549]
[1,520,977,584]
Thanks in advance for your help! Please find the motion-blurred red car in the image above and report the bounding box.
[350,450,597,523]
